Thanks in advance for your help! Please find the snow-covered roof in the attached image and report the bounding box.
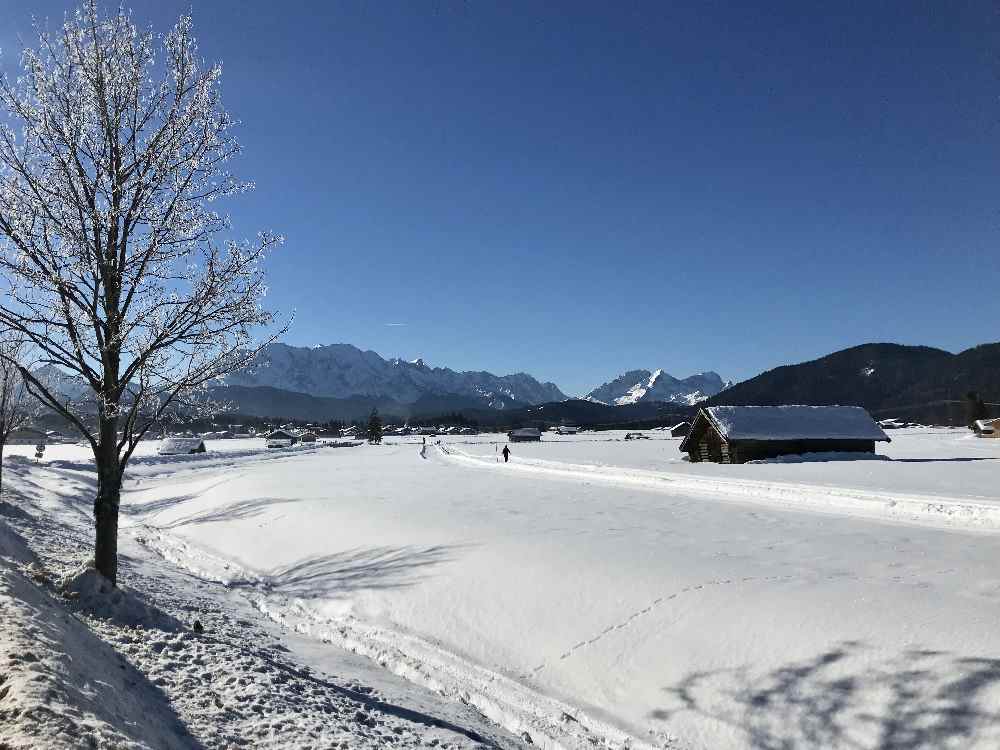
[974,418,998,432]
[699,405,890,442]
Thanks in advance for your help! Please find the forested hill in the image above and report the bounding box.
[705,343,1000,425]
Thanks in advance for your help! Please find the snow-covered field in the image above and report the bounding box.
[5,428,1000,748]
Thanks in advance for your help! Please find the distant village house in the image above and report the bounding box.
[974,418,1000,438]
[158,437,207,455]
[508,427,542,443]
[6,427,48,445]
[266,429,299,448]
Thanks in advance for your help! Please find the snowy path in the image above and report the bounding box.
[106,433,1000,749]
[438,444,1000,532]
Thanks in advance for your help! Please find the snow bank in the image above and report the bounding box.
[60,563,180,630]
[748,451,891,464]
[0,511,36,563]
[0,525,196,749]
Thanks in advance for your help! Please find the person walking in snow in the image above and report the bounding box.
[502,445,510,463]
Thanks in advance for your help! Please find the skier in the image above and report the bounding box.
[502,445,510,463]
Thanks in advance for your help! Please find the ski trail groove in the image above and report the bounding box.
[437,445,1000,533]
[134,526,673,750]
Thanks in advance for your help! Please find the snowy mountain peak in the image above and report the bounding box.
[585,369,727,406]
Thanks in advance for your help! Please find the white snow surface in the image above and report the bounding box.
[0,447,525,750]
[5,429,1000,749]
[703,404,890,441]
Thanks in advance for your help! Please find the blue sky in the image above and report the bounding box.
[3,1,998,396]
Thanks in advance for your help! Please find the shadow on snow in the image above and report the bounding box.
[655,640,1000,749]
[229,544,462,599]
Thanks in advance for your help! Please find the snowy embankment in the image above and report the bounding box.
[109,430,1000,749]
[0,450,527,749]
[0,515,196,748]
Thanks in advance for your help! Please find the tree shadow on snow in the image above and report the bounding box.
[232,544,462,599]
[654,641,1000,749]
[1,460,96,528]
[152,496,308,529]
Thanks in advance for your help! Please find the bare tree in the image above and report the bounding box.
[0,335,42,496]
[0,2,285,584]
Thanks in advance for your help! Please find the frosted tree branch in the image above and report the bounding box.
[0,0,287,471]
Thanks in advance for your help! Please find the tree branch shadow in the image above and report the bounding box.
[151,496,307,528]
[656,641,1000,749]
[232,544,462,599]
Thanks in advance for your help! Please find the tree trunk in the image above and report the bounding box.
[93,417,121,586]
[0,440,5,498]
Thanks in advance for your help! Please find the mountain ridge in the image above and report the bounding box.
[226,343,567,410]
[705,342,1000,425]
[585,369,728,406]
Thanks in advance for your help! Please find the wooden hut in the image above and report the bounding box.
[508,427,542,443]
[680,405,890,464]
[266,429,299,448]
[158,437,207,455]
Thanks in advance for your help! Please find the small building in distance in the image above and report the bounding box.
[974,418,999,438]
[669,421,691,438]
[266,429,299,448]
[158,437,207,455]
[680,405,890,464]
[298,430,318,443]
[7,427,47,445]
[508,427,542,443]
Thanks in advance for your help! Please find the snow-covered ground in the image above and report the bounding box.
[5,428,1000,748]
[0,443,525,749]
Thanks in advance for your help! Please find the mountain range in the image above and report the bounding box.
[30,340,1000,427]
[584,369,728,406]
[224,343,567,410]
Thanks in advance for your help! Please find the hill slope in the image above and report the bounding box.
[705,343,1000,424]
